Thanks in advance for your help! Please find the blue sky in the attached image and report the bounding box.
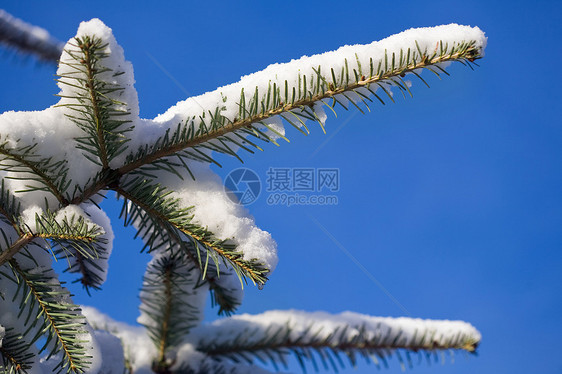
[1,1,561,373]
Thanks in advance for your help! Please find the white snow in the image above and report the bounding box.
[83,324,103,374]
[20,205,44,232]
[91,330,126,374]
[82,306,155,374]
[57,19,140,129]
[0,107,90,208]
[166,162,278,272]
[54,205,93,228]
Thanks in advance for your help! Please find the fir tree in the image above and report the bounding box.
[0,16,486,374]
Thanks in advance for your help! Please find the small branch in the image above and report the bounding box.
[114,185,267,286]
[0,346,23,370]
[0,233,34,267]
[118,46,481,175]
[157,264,173,364]
[36,232,96,242]
[154,216,233,308]
[74,180,108,206]
[0,147,69,206]
[9,258,86,373]
[79,38,110,170]
[205,338,478,357]
[0,331,34,372]
[0,10,63,63]
[0,204,18,229]
[0,226,98,268]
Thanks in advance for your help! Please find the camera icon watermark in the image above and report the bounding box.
[224,167,339,206]
[224,168,261,205]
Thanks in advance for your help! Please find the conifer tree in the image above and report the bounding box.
[0,17,486,374]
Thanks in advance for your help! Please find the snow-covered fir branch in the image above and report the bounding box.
[0,17,486,374]
[120,23,486,175]
[138,250,207,368]
[192,310,480,371]
[0,10,64,63]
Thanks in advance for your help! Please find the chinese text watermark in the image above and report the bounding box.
[224,167,340,206]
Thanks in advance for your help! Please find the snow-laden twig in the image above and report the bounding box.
[0,10,64,62]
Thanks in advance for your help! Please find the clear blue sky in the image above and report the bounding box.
[1,1,561,373]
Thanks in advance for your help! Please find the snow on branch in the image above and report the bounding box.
[0,10,64,63]
[56,33,136,170]
[116,173,272,287]
[0,327,38,372]
[83,306,154,373]
[0,250,92,374]
[122,24,486,173]
[52,204,114,291]
[191,310,481,371]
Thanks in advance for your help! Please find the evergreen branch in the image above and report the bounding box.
[0,207,105,269]
[139,209,242,315]
[27,209,105,257]
[77,37,110,169]
[0,180,22,228]
[173,359,274,374]
[115,177,269,287]
[139,251,201,370]
[69,168,116,206]
[196,313,480,372]
[0,234,34,268]
[0,10,63,63]
[162,222,243,316]
[52,242,109,293]
[31,210,108,292]
[119,40,482,174]
[0,141,70,205]
[0,209,107,287]
[56,36,133,170]
[116,186,245,314]
[4,259,91,374]
[0,328,35,374]
[208,272,243,316]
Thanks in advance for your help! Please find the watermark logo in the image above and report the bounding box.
[224,168,261,205]
[265,167,339,207]
[265,167,340,192]
[225,167,339,206]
